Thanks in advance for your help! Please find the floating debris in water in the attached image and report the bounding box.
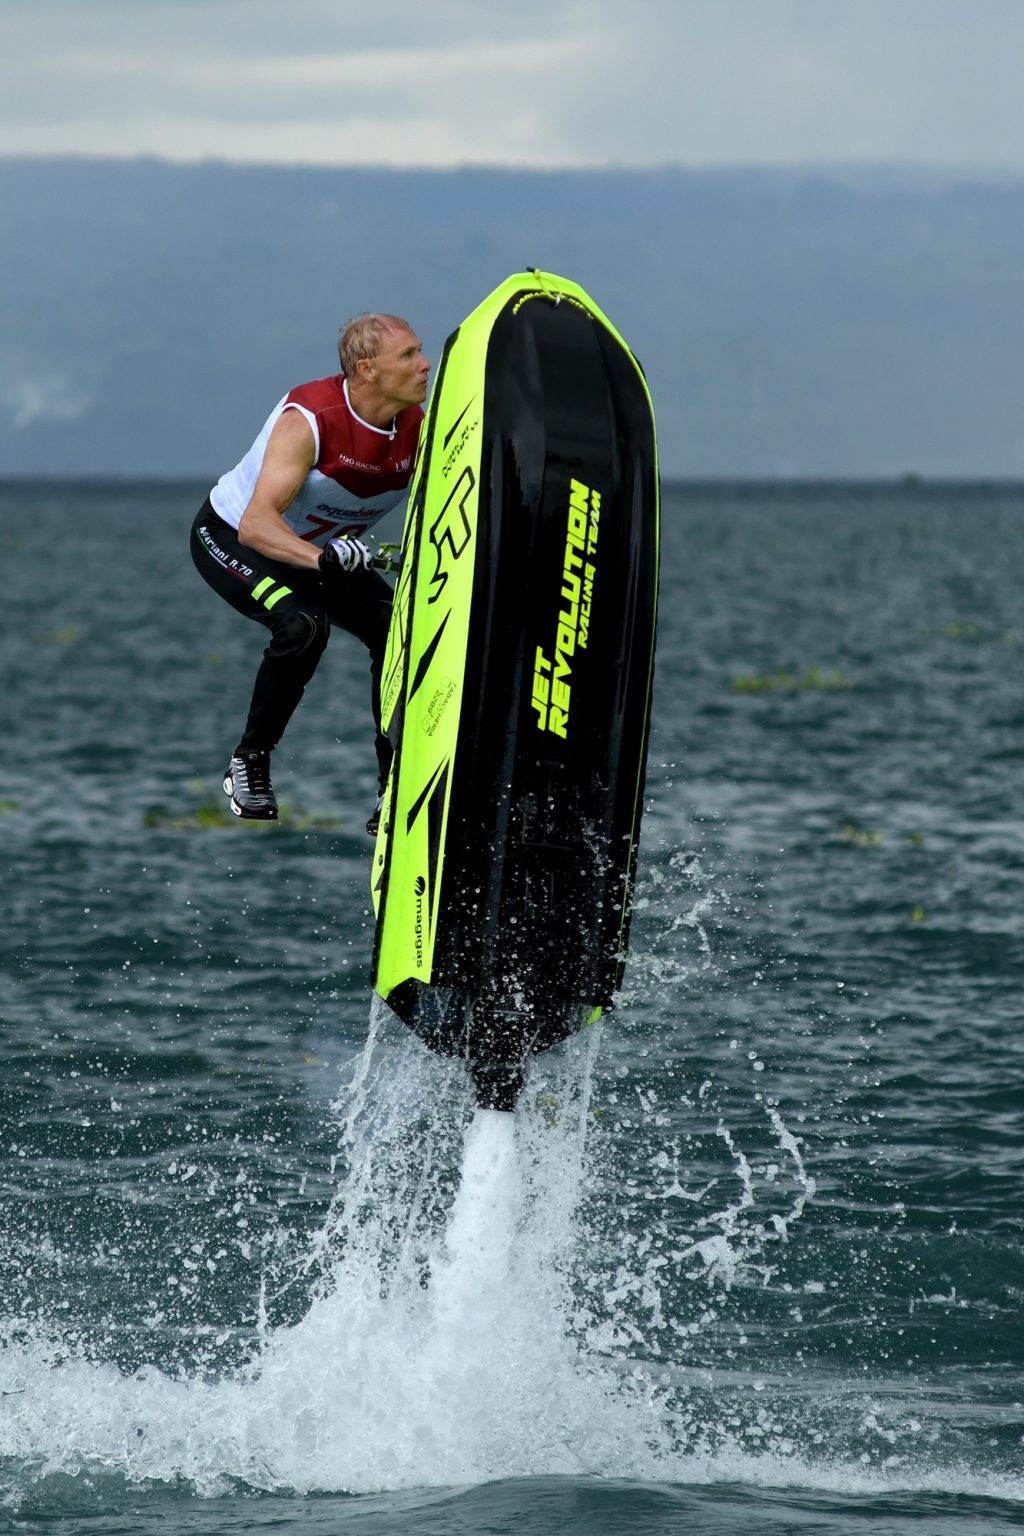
[30,625,81,646]
[921,621,1019,644]
[143,780,342,831]
[732,666,853,693]
[835,824,884,848]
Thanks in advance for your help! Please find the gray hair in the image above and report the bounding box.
[338,313,409,376]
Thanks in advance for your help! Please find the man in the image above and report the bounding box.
[191,313,429,832]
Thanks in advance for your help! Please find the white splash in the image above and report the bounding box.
[0,1032,668,1499]
[2,1022,1016,1510]
[432,1109,520,1332]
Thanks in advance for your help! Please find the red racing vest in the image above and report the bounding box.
[210,374,423,545]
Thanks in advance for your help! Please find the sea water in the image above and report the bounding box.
[1,479,1022,1532]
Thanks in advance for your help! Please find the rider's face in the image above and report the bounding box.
[371,325,430,408]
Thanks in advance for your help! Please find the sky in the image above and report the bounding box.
[4,0,1024,172]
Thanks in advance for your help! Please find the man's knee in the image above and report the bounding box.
[265,609,330,662]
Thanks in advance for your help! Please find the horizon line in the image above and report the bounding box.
[2,152,1024,186]
[3,472,1022,490]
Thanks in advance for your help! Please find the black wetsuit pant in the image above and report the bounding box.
[190,502,393,789]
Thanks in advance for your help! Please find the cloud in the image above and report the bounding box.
[1,370,94,431]
[4,0,1024,169]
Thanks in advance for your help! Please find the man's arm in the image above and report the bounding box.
[237,409,322,568]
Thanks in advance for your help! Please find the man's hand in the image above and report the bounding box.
[319,535,372,574]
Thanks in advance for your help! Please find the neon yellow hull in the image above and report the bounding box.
[371,271,659,1108]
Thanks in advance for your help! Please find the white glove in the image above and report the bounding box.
[320,535,371,573]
